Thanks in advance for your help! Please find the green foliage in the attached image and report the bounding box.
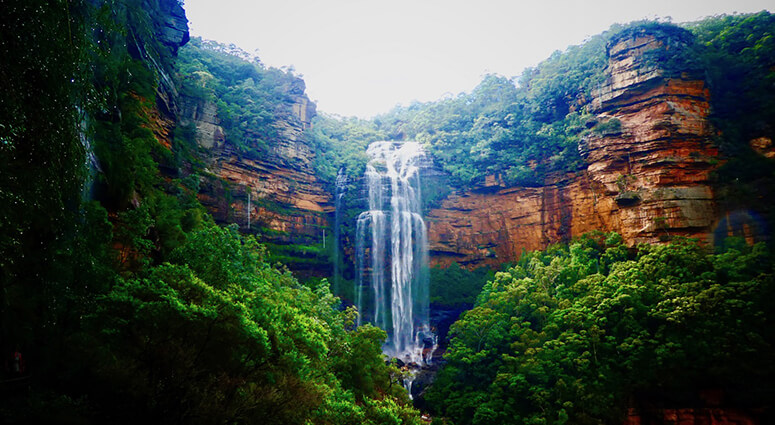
[369,35,612,187]
[93,225,325,423]
[368,21,716,188]
[431,263,495,309]
[306,16,773,195]
[307,113,388,184]
[0,0,90,295]
[264,241,333,273]
[591,117,622,136]
[687,12,775,147]
[617,22,703,77]
[90,48,162,205]
[90,224,419,424]
[176,37,306,158]
[0,2,421,424]
[428,234,775,425]
[684,12,775,239]
[4,4,775,424]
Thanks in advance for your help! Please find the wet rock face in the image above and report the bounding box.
[427,28,719,268]
[180,97,224,149]
[156,0,190,54]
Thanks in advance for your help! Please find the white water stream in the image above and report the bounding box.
[354,141,434,365]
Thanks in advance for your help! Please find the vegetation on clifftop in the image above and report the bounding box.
[309,14,775,258]
[306,24,616,186]
[176,37,307,158]
[310,14,775,196]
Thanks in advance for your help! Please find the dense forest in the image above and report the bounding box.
[0,1,419,423]
[1,0,774,424]
[427,235,775,424]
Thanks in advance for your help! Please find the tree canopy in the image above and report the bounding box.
[427,234,775,425]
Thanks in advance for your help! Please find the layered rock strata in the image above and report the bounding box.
[428,28,719,268]
[183,92,332,275]
[143,4,329,276]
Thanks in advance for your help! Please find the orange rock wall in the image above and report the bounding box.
[182,93,332,251]
[428,30,719,268]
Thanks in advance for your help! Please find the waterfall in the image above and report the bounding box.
[354,141,432,364]
[332,169,348,295]
[247,188,251,229]
[79,110,102,201]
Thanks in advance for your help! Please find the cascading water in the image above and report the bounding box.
[354,141,433,365]
[247,188,251,229]
[79,111,102,201]
[332,169,348,295]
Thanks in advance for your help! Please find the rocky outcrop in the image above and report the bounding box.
[140,0,190,118]
[196,131,332,240]
[428,27,719,267]
[428,179,583,267]
[180,96,224,149]
[156,0,190,54]
[139,0,328,276]
[129,0,188,173]
[581,27,718,243]
[131,0,188,159]
[183,92,332,276]
[750,137,775,159]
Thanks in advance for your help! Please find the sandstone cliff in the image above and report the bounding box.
[149,0,190,119]
[427,27,719,268]
[137,0,189,158]
[181,87,332,277]
[139,2,330,277]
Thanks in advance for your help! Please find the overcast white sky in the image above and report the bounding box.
[182,0,772,118]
